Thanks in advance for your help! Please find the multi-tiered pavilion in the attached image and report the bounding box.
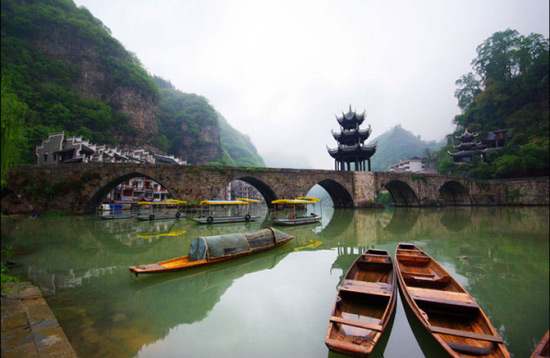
[447,129,487,163]
[328,106,377,171]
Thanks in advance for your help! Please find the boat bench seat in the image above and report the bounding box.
[330,316,383,331]
[401,270,435,277]
[340,280,392,297]
[408,287,479,309]
[396,254,431,266]
[429,325,503,343]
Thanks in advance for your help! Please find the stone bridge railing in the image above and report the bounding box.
[2,164,548,214]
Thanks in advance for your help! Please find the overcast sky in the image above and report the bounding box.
[74,0,548,169]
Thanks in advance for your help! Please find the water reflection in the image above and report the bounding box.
[439,207,472,232]
[0,206,548,358]
[384,208,420,234]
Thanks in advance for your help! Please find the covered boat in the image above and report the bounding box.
[395,243,510,358]
[129,227,293,276]
[270,197,322,226]
[191,198,260,224]
[325,249,396,357]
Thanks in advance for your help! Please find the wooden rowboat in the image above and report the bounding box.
[395,243,510,358]
[325,249,396,357]
[531,330,549,358]
[129,227,293,276]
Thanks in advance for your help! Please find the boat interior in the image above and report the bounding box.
[328,250,394,345]
[397,244,506,357]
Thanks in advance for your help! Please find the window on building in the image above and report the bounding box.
[44,154,48,163]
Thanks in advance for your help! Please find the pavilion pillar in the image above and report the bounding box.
[368,159,371,171]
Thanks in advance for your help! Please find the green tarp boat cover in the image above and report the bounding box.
[188,227,293,261]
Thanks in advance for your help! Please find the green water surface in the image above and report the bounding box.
[1,206,548,358]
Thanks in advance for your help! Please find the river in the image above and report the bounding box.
[1,206,548,358]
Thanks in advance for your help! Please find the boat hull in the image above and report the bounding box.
[191,215,259,224]
[135,212,183,221]
[395,243,510,358]
[271,215,321,226]
[531,330,549,358]
[325,249,396,357]
[99,214,135,220]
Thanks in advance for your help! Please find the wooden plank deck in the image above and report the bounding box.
[340,280,393,297]
[408,286,479,308]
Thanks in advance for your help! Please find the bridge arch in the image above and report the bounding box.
[235,176,277,206]
[85,171,175,214]
[384,180,420,207]
[439,181,471,206]
[317,179,353,208]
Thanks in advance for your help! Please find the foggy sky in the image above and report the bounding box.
[73,0,549,169]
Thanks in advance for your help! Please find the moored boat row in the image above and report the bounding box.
[99,196,325,226]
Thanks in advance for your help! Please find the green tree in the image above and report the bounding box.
[1,79,28,186]
[439,29,549,179]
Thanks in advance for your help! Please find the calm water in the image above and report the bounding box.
[1,207,548,358]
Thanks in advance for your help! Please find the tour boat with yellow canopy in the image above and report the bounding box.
[270,196,322,226]
[191,198,261,224]
[135,199,186,221]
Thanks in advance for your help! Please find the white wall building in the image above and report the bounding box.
[389,156,436,173]
[36,132,186,165]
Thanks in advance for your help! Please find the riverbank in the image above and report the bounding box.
[1,282,77,357]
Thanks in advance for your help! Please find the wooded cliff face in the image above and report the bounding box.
[32,34,161,148]
[1,0,262,166]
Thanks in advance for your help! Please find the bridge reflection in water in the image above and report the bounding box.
[0,206,548,358]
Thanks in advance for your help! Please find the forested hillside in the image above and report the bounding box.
[368,125,445,171]
[1,0,264,173]
[153,77,264,166]
[437,29,549,178]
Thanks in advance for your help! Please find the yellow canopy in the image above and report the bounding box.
[295,196,321,202]
[199,200,248,205]
[137,230,186,239]
[138,200,187,205]
[271,199,315,205]
[236,198,261,203]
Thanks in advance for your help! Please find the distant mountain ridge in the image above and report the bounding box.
[368,125,445,171]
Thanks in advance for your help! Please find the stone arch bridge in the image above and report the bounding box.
[2,164,547,214]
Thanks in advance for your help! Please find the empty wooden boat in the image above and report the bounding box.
[531,330,549,358]
[129,227,293,276]
[325,249,396,357]
[395,243,510,358]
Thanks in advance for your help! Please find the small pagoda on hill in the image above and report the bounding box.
[327,105,377,171]
[448,129,486,163]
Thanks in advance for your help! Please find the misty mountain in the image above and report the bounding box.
[368,125,445,171]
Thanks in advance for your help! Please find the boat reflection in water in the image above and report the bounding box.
[93,219,187,248]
